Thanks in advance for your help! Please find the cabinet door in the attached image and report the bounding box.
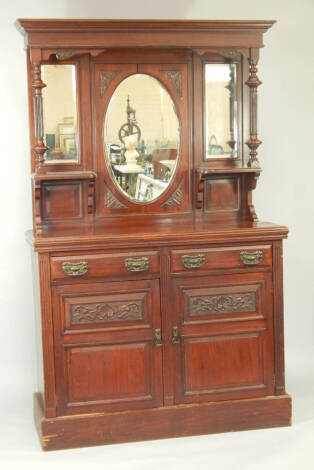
[52,279,163,415]
[172,273,274,404]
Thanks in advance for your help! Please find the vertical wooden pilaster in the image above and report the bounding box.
[38,253,57,418]
[246,48,262,168]
[160,247,175,406]
[192,52,203,210]
[273,240,287,395]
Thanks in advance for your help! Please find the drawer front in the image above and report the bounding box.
[51,250,159,281]
[171,245,272,273]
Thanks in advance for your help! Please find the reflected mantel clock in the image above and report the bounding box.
[16,19,291,451]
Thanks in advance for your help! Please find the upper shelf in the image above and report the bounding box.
[15,19,276,49]
[197,167,262,175]
[32,171,96,183]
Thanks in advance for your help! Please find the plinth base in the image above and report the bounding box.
[34,392,292,451]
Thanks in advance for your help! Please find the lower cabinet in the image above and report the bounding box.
[52,271,274,417]
[171,272,274,404]
[52,279,163,415]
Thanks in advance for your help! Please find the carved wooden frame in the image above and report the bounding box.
[93,58,191,216]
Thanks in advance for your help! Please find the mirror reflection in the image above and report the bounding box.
[205,64,238,159]
[104,74,180,203]
[42,64,78,163]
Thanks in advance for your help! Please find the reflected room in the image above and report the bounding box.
[41,64,78,163]
[104,74,180,203]
[205,63,238,159]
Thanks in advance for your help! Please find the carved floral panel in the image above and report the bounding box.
[71,300,143,324]
[189,292,256,316]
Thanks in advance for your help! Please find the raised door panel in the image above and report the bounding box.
[67,342,152,403]
[52,279,162,415]
[172,272,274,404]
[184,332,264,393]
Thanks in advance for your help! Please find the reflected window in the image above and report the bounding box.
[205,63,238,159]
[42,64,78,163]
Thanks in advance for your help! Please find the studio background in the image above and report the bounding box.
[0,0,313,468]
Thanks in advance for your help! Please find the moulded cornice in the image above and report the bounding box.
[15,19,276,50]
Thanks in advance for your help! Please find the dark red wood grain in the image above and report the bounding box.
[34,392,291,451]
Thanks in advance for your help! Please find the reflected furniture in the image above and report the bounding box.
[113,164,144,196]
[136,174,168,201]
[16,18,291,451]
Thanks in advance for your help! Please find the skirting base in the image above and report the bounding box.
[34,392,292,451]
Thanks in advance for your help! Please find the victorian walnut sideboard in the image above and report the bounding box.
[16,19,291,451]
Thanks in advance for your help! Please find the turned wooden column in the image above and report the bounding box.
[31,49,47,173]
[246,48,262,168]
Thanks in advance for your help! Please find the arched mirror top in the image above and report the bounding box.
[103,73,181,204]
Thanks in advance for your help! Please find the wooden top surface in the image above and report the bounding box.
[26,215,288,252]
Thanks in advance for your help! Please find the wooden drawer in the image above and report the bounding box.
[50,250,160,281]
[171,245,272,273]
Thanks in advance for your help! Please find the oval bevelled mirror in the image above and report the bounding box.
[104,74,180,203]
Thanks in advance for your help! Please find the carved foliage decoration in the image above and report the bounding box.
[104,187,127,209]
[162,179,184,207]
[189,292,256,316]
[56,50,77,60]
[211,49,242,60]
[161,70,182,97]
[71,301,143,324]
[100,70,120,97]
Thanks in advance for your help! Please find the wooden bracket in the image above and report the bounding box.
[246,171,260,221]
[33,176,42,235]
[195,169,204,210]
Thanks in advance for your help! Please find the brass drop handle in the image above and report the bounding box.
[240,251,263,265]
[125,257,150,272]
[172,326,180,345]
[181,254,205,269]
[155,329,163,347]
[62,261,88,276]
